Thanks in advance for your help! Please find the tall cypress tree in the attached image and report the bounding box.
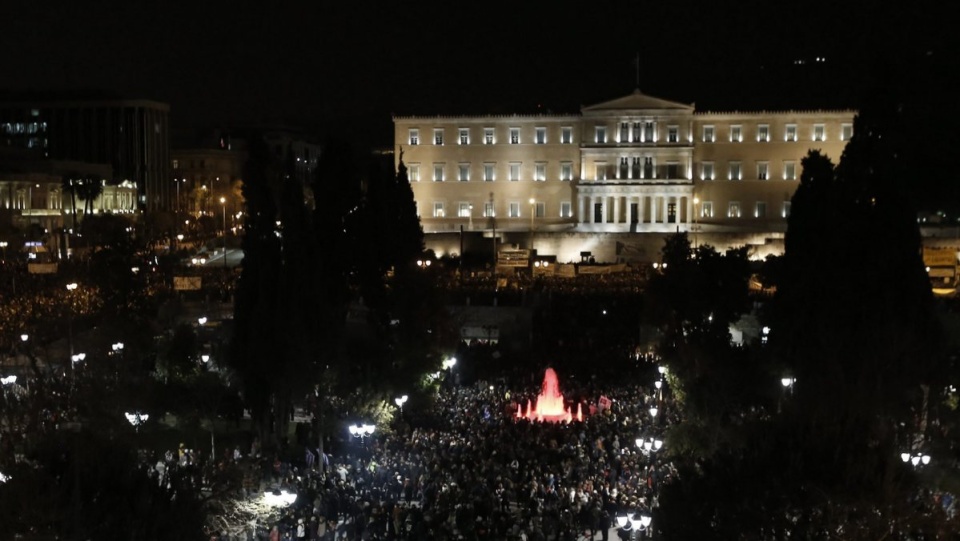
[229,135,282,440]
[769,99,944,534]
[659,101,954,539]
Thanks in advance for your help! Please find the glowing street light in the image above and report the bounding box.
[901,452,931,467]
[648,407,659,418]
[66,283,79,373]
[529,197,536,249]
[71,353,86,364]
[111,342,124,353]
[198,316,208,326]
[348,423,376,443]
[636,437,663,455]
[20,334,28,342]
[124,411,149,432]
[201,354,210,363]
[394,395,409,413]
[442,357,457,370]
[220,196,227,268]
[1,375,16,385]
[262,489,298,507]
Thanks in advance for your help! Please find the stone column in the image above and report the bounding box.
[662,195,668,224]
[613,195,621,224]
[625,196,633,225]
[579,196,585,224]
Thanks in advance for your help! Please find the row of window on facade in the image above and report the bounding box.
[0,185,136,211]
[409,160,800,182]
[409,126,574,146]
[699,200,792,219]
[587,159,801,182]
[408,122,852,146]
[1,122,48,135]
[700,123,852,143]
[426,200,792,220]
[428,200,567,219]
[698,160,798,181]
[409,162,574,182]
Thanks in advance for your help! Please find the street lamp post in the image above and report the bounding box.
[779,376,795,413]
[442,357,457,387]
[395,395,408,415]
[220,197,227,268]
[528,198,536,250]
[0,240,7,262]
[692,195,700,248]
[66,283,78,376]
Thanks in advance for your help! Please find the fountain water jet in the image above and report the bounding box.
[516,368,583,423]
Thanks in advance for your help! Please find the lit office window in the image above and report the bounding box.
[757,124,770,142]
[785,124,797,142]
[728,202,741,218]
[730,125,742,142]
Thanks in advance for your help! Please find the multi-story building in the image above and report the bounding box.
[0,93,171,211]
[394,90,854,262]
[171,147,245,217]
[0,148,137,258]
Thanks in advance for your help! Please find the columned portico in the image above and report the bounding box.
[576,184,695,231]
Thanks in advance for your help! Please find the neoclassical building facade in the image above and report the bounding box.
[394,90,854,260]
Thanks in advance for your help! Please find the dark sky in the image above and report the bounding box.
[1,2,953,149]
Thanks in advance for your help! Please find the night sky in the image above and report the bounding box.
[1,2,953,151]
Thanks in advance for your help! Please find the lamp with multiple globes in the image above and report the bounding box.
[124,411,149,432]
[635,437,664,455]
[616,513,653,540]
[262,489,297,507]
[348,423,376,443]
[901,452,931,467]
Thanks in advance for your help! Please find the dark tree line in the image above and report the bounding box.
[228,139,445,451]
[652,97,958,539]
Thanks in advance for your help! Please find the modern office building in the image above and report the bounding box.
[0,93,171,211]
[394,90,854,262]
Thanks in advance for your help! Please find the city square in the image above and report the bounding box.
[1,3,958,540]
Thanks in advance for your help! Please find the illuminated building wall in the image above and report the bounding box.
[395,90,853,259]
[0,97,171,211]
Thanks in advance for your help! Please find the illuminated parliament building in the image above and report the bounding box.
[394,90,854,263]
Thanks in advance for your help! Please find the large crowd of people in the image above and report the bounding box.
[229,372,676,541]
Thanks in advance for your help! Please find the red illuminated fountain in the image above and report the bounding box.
[516,368,583,423]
